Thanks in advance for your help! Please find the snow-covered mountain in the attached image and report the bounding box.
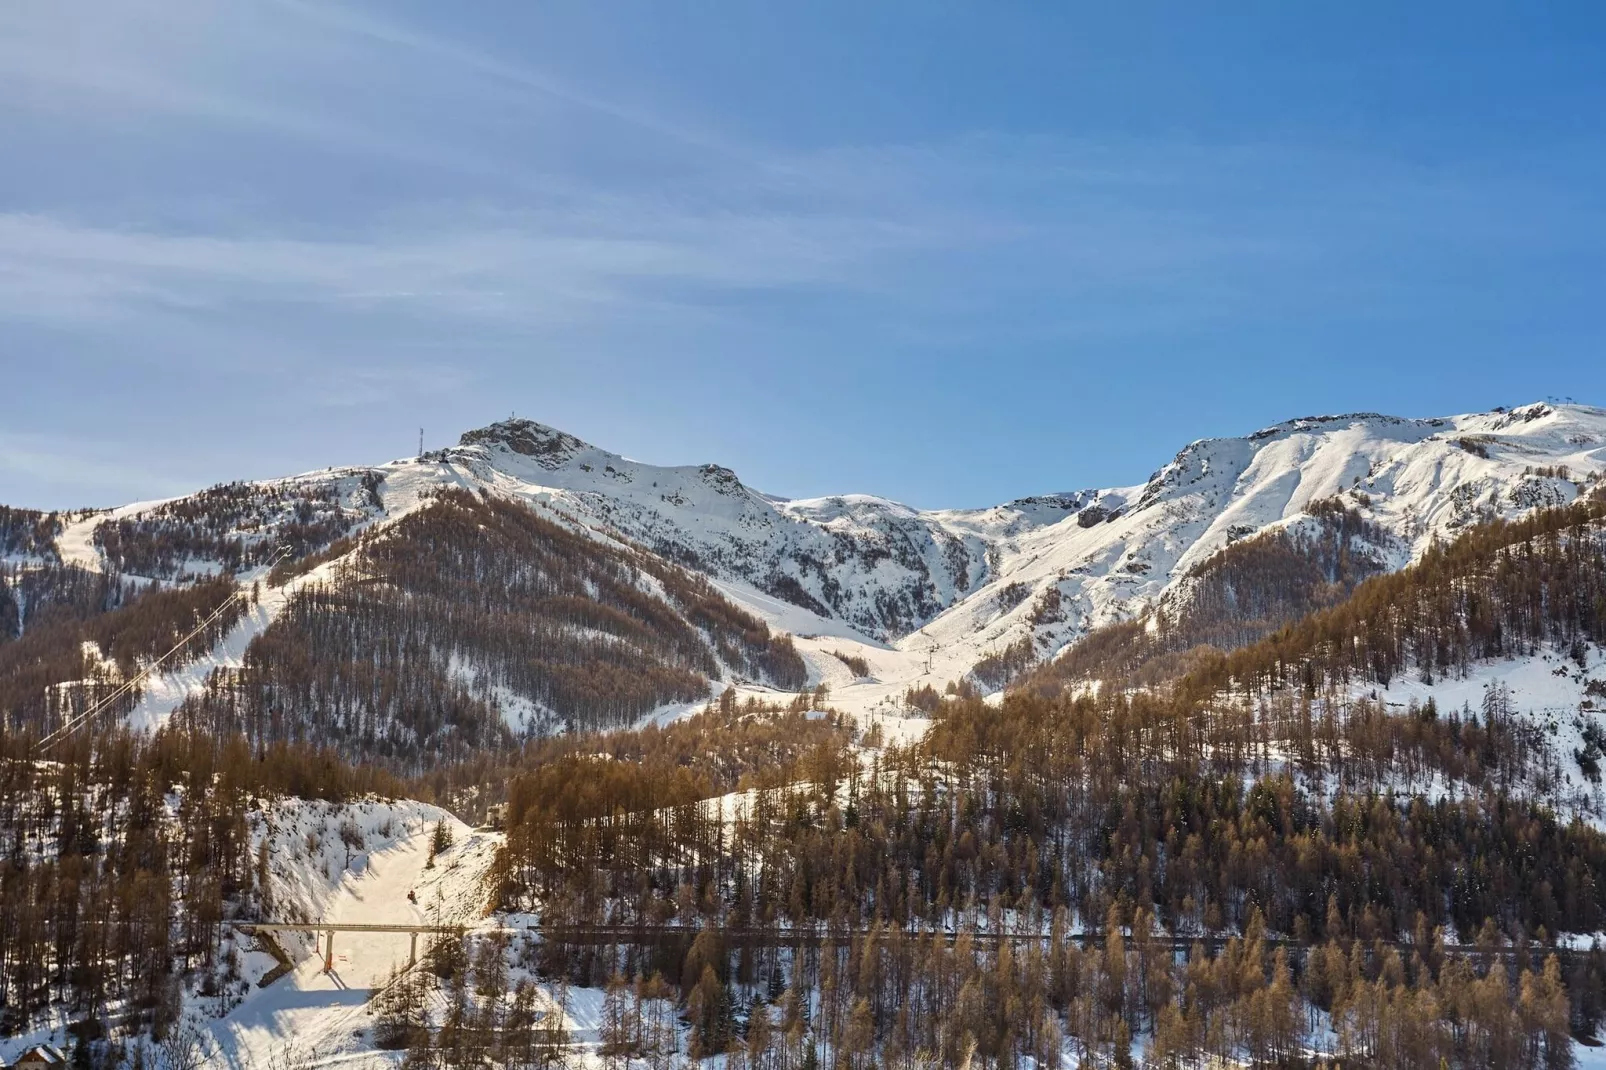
[9,401,1606,728]
[911,402,1606,684]
[442,419,995,641]
[418,402,1606,679]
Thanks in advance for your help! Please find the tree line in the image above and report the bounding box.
[1031,497,1397,692]
[469,676,1606,1068]
[1030,493,1606,699]
[177,490,806,772]
[0,506,63,561]
[0,568,240,735]
[0,724,403,1045]
[92,478,372,580]
[470,505,1606,1066]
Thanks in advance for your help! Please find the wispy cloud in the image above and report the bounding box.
[2,0,1603,509]
[0,199,943,334]
[0,431,199,507]
[5,0,1593,349]
[272,0,748,161]
[0,1,400,155]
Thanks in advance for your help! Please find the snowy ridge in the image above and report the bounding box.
[25,401,1606,721]
[896,403,1606,695]
[439,404,1606,693]
[440,421,996,642]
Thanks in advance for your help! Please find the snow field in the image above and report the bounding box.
[207,798,498,1068]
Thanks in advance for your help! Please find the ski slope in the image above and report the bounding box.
[123,556,348,732]
[29,401,1606,726]
[212,806,500,1069]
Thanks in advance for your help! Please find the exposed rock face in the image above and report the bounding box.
[458,419,588,469]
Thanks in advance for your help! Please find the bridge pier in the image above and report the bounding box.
[234,921,462,978]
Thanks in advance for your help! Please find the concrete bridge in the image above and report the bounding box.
[235,921,463,971]
[238,918,1580,976]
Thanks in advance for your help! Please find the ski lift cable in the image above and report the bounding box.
[35,546,293,753]
[35,545,295,755]
[36,591,245,752]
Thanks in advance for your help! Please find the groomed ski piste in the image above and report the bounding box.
[211,804,503,1069]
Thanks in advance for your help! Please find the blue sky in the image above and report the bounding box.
[2,3,1605,509]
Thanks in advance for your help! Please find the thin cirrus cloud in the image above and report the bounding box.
[0,203,943,332]
[1,0,1590,342]
[2,0,1604,509]
[2,140,1582,351]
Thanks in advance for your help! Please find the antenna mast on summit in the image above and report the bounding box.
[418,427,424,456]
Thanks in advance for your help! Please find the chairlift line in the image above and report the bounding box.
[33,545,296,756]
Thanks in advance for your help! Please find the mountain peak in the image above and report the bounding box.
[458,418,592,469]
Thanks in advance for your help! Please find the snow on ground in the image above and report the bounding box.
[122,555,349,732]
[445,652,563,736]
[52,511,107,573]
[1347,642,1606,814]
[1307,641,1606,834]
[699,579,931,742]
[102,456,498,736]
[248,798,463,931]
[708,577,887,647]
[0,797,500,1070]
[634,696,717,729]
[49,402,1606,747]
[209,800,500,1069]
[901,405,1606,688]
[1353,643,1605,721]
[53,499,172,574]
[785,639,934,745]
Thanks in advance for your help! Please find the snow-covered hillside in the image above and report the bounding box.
[1347,642,1606,822]
[902,404,1605,686]
[0,789,500,1070]
[18,401,1606,721]
[212,800,499,1069]
[434,402,1606,705]
[445,420,996,642]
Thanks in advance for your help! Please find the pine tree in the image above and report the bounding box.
[600,972,632,1064]
[428,819,453,868]
[843,997,874,1070]
[748,993,775,1070]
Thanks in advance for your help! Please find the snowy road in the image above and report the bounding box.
[211,817,500,1069]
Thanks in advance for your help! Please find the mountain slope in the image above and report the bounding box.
[445,419,996,641]
[12,426,1606,1067]
[4,401,1605,742]
[397,403,1606,692]
[174,489,804,765]
[909,404,1606,686]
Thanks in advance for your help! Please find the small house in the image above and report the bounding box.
[10,1046,67,1070]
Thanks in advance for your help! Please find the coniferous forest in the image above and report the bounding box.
[10,0,1606,1059]
[176,489,807,768]
[3,486,1606,1067]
